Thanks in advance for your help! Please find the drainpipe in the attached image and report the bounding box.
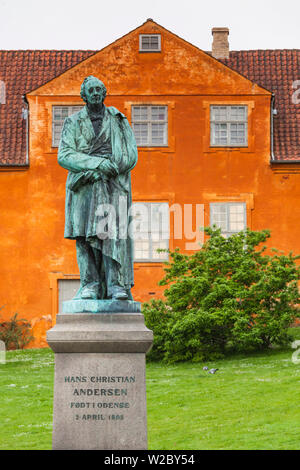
[270,93,276,162]
[22,94,29,166]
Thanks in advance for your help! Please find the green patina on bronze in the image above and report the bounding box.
[58,76,138,302]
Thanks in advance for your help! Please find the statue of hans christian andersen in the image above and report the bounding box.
[58,76,138,302]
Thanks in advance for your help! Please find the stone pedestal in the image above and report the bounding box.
[46,302,153,450]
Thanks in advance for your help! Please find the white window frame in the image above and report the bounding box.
[139,34,161,52]
[210,105,248,147]
[52,106,84,147]
[132,202,169,262]
[58,279,81,313]
[210,202,247,237]
[131,105,168,147]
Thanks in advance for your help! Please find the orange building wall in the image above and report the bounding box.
[0,23,299,347]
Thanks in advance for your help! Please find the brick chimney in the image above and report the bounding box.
[211,27,229,59]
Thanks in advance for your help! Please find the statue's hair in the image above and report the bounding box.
[80,76,107,102]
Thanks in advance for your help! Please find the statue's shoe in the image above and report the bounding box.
[111,286,128,300]
[81,286,98,299]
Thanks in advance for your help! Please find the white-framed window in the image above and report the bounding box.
[210,105,248,147]
[131,202,169,262]
[52,106,84,147]
[139,34,161,52]
[131,105,168,146]
[210,202,247,237]
[58,279,80,313]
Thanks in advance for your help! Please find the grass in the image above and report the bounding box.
[0,328,299,450]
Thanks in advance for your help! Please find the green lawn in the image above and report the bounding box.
[0,328,299,450]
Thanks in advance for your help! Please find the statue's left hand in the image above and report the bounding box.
[93,160,119,180]
[90,171,104,183]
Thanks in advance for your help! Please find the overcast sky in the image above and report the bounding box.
[0,0,299,51]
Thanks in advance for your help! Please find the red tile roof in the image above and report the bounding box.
[0,50,95,166]
[221,50,300,162]
[0,48,299,165]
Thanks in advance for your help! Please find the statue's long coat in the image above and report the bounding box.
[58,105,138,290]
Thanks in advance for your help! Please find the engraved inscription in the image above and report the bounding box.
[63,376,136,421]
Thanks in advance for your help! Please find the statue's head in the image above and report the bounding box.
[80,76,107,105]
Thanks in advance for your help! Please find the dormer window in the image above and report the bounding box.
[139,34,161,52]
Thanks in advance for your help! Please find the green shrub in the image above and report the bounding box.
[0,311,34,350]
[143,227,300,362]
[143,299,173,361]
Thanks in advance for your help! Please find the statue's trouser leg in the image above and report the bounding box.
[76,239,101,289]
[102,254,125,298]
[76,239,130,299]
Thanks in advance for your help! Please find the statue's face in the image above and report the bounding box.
[84,78,105,105]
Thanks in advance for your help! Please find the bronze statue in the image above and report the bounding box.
[58,76,138,301]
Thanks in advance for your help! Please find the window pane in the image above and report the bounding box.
[210,105,248,147]
[230,123,247,144]
[134,239,150,260]
[211,203,246,236]
[150,203,169,238]
[229,204,246,231]
[132,106,167,146]
[151,123,166,145]
[53,122,62,132]
[132,106,148,121]
[229,106,246,121]
[72,106,81,114]
[58,279,80,313]
[152,240,169,259]
[151,106,166,121]
[141,36,151,49]
[52,106,83,147]
[150,36,159,48]
[132,202,169,261]
[211,106,227,121]
[132,123,148,145]
[211,204,228,231]
[131,203,150,238]
[213,123,228,145]
[53,109,62,120]
[140,35,160,51]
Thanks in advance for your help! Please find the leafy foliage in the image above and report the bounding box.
[0,310,34,350]
[143,228,300,362]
